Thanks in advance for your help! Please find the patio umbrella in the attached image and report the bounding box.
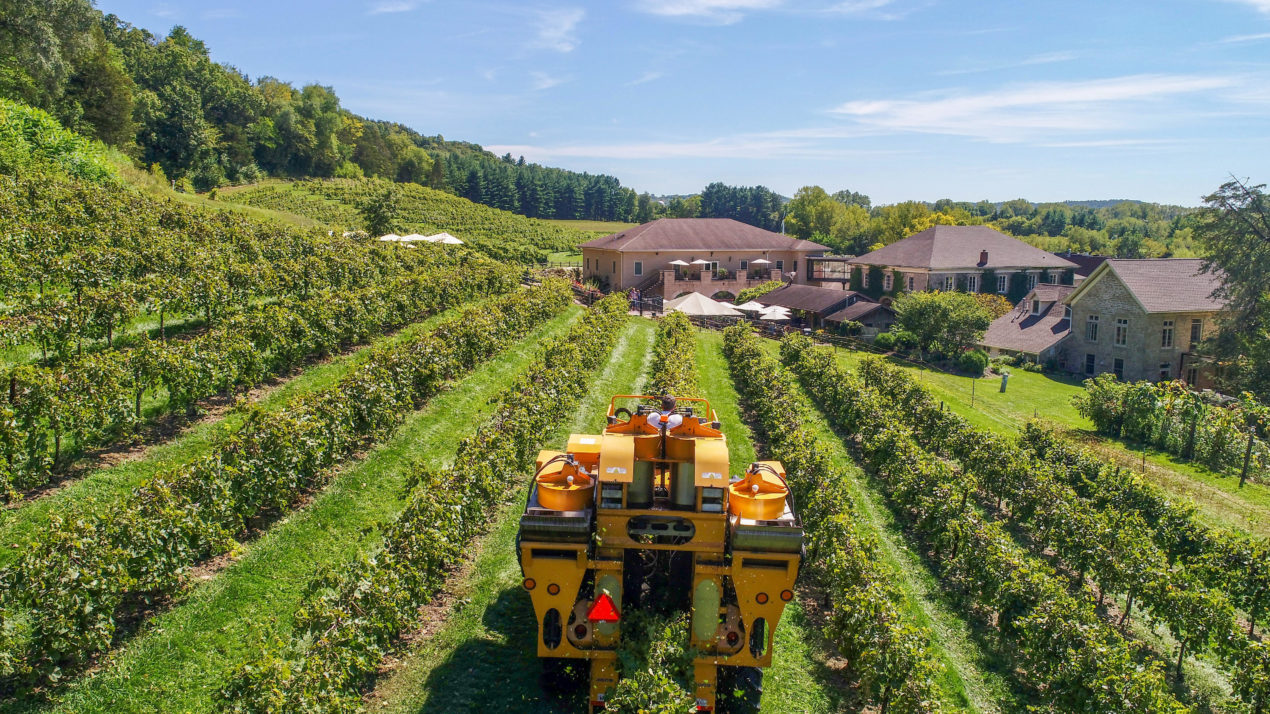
[759,307,791,321]
[427,232,464,244]
[690,259,712,265]
[665,292,743,317]
[734,301,767,312]
[668,259,690,266]
[378,233,403,242]
[401,233,429,242]
[750,258,771,264]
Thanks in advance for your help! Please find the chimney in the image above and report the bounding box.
[978,250,989,267]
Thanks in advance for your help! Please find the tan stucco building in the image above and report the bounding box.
[580,218,828,299]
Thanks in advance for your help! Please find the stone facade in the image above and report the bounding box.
[1061,272,1218,382]
[583,247,809,297]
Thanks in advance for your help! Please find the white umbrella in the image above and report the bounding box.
[378,233,403,242]
[427,232,464,245]
[759,307,791,321]
[401,233,430,242]
[759,305,791,317]
[666,292,743,317]
[735,301,767,312]
[690,259,712,266]
[668,259,690,266]
[751,258,771,265]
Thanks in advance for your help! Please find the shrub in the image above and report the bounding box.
[958,349,988,376]
[873,332,896,351]
[736,280,784,304]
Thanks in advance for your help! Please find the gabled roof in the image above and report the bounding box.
[825,301,894,324]
[755,285,863,314]
[1066,259,1227,314]
[981,288,1073,355]
[580,218,828,253]
[850,225,1078,271]
[1052,252,1107,278]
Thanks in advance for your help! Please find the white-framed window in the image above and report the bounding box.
[997,274,1007,293]
[1027,273,1037,290]
[1114,318,1128,347]
[1085,353,1096,375]
[775,260,784,271]
[884,273,893,291]
[944,275,955,291]
[907,276,915,291]
[740,260,749,271]
[633,261,643,277]
[1031,299,1041,315]
[1086,315,1099,342]
[967,275,978,292]
[1159,362,1172,380]
[1190,318,1203,345]
[1162,320,1174,348]
[1064,306,1072,319]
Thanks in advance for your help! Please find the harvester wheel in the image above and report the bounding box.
[539,657,585,694]
[717,666,763,714]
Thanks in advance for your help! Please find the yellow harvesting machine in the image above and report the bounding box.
[517,395,804,712]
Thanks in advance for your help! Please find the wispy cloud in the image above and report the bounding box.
[530,71,568,90]
[1219,31,1270,43]
[1223,0,1270,12]
[530,7,585,52]
[369,1,416,15]
[633,0,784,25]
[831,74,1238,142]
[937,50,1078,76]
[486,130,908,161]
[628,70,664,85]
[823,0,896,14]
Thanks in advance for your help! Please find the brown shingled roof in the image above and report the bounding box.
[825,301,894,324]
[755,285,863,314]
[1092,259,1227,313]
[981,291,1072,355]
[579,218,828,253]
[850,225,1078,271]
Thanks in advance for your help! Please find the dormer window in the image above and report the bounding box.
[1031,299,1040,315]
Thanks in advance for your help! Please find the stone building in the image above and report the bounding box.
[1060,259,1226,384]
[830,225,1078,301]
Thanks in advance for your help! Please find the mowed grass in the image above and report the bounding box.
[368,318,656,713]
[742,336,1016,712]
[829,346,1270,537]
[0,306,465,567]
[20,307,584,714]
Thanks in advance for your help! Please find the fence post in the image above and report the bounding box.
[1241,431,1255,488]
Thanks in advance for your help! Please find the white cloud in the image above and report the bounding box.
[531,7,585,52]
[530,71,568,90]
[369,1,416,14]
[824,0,895,14]
[1224,0,1270,12]
[938,50,1077,76]
[487,132,906,161]
[831,74,1238,142]
[633,0,784,24]
[1219,31,1270,43]
[628,70,664,85]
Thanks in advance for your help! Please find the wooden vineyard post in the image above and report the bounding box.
[1241,431,1255,488]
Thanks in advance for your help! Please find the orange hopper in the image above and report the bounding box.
[727,468,789,520]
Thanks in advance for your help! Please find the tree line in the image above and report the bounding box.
[0,0,638,220]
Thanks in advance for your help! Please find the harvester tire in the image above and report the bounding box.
[718,666,763,714]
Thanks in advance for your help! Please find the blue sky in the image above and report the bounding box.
[99,0,1270,205]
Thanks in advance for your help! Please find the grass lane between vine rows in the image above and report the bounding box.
[0,304,466,567]
[12,308,584,714]
[693,329,854,713]
[365,317,656,713]
[745,336,1015,713]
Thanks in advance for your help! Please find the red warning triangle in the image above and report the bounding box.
[587,592,620,623]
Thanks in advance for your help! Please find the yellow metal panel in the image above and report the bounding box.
[598,433,635,483]
[694,437,730,487]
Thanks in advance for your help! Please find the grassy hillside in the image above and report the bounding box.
[224,179,594,263]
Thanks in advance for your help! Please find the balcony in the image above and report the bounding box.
[654,268,782,298]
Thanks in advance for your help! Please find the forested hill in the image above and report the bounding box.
[0,2,638,221]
